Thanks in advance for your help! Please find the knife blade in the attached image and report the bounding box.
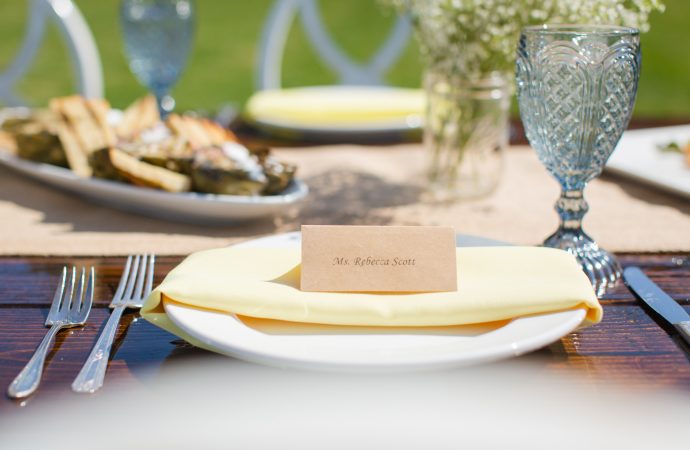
[623,267,690,347]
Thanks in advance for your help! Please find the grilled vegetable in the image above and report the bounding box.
[2,113,68,166]
[250,146,296,194]
[120,136,195,174]
[262,159,296,195]
[189,147,266,196]
[3,95,297,196]
[13,124,67,166]
[90,148,191,193]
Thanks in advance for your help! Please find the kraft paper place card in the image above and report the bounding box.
[300,225,457,292]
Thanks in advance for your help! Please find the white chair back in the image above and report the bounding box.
[256,0,411,90]
[0,0,103,106]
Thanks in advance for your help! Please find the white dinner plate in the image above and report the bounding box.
[0,108,308,224]
[606,125,690,199]
[245,86,423,139]
[163,232,587,372]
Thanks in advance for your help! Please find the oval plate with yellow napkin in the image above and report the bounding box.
[245,86,424,139]
[155,232,597,372]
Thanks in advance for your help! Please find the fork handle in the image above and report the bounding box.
[72,305,126,393]
[7,324,63,398]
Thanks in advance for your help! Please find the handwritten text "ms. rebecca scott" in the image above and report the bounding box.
[332,256,416,267]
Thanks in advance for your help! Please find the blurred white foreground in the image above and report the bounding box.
[1,357,688,449]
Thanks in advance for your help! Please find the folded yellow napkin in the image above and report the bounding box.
[141,246,601,346]
[244,87,424,126]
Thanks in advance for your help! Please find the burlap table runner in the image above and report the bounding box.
[0,144,688,256]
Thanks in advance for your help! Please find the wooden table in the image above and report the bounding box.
[1,253,689,412]
[3,118,690,412]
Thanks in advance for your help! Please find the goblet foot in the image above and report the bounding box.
[543,228,621,296]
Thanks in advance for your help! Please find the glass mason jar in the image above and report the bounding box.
[424,70,511,201]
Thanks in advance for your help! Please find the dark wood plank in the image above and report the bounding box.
[0,257,181,307]
[4,253,688,306]
[541,354,690,391]
[0,306,211,411]
[602,254,690,304]
[570,305,684,355]
[1,253,690,413]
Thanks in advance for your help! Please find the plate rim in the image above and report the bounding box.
[164,301,585,372]
[606,124,690,200]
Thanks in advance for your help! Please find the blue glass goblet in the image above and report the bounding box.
[516,25,641,293]
[120,0,195,118]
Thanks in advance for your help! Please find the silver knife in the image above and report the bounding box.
[623,267,690,346]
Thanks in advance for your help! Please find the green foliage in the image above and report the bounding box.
[0,0,685,117]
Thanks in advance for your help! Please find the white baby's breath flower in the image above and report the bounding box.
[385,0,664,79]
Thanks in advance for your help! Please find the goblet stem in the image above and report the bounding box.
[555,188,588,230]
[543,188,621,295]
[154,89,175,119]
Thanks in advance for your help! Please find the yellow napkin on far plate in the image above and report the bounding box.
[141,246,601,347]
[244,87,424,126]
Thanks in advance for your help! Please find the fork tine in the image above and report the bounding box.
[122,255,141,301]
[144,254,156,297]
[132,254,148,300]
[46,267,67,321]
[83,266,95,315]
[111,256,133,303]
[63,267,76,311]
[73,267,86,312]
[73,266,95,323]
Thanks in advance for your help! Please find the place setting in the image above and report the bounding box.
[1,0,690,447]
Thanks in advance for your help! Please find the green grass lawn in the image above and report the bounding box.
[0,0,687,117]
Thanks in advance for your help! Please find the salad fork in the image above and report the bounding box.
[72,254,155,393]
[7,266,94,399]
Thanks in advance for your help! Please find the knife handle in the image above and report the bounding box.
[674,321,690,347]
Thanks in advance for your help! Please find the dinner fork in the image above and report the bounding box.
[7,266,94,399]
[72,254,155,393]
